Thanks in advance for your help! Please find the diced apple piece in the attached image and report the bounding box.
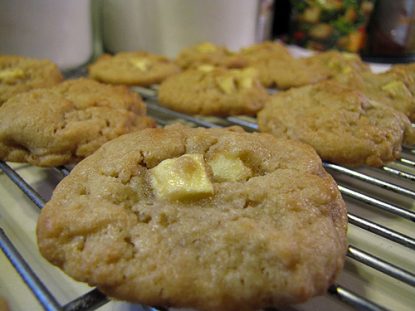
[130,58,151,71]
[381,81,411,98]
[235,68,257,89]
[341,52,359,60]
[208,153,252,182]
[216,76,236,94]
[0,68,26,83]
[198,65,215,72]
[149,154,214,201]
[196,42,218,53]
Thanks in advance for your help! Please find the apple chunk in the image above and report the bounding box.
[208,153,252,182]
[149,154,214,201]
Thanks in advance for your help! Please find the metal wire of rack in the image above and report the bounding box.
[1,85,414,311]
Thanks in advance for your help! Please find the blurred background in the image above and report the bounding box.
[0,0,414,69]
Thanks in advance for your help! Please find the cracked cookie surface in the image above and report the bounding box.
[258,81,415,167]
[0,55,63,105]
[37,124,347,311]
[0,78,155,166]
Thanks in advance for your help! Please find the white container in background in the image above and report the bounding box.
[0,0,93,70]
[101,0,271,57]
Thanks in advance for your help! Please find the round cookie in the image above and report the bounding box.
[390,62,415,80]
[239,41,293,63]
[239,41,328,89]
[247,56,329,89]
[0,78,155,167]
[303,50,370,82]
[258,81,415,167]
[88,52,180,86]
[0,55,63,105]
[158,66,269,116]
[176,42,247,69]
[340,69,415,121]
[37,124,348,311]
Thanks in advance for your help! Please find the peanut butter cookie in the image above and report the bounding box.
[0,55,63,105]
[0,78,155,166]
[37,124,347,311]
[89,52,180,86]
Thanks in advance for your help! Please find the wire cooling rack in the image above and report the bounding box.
[1,85,414,311]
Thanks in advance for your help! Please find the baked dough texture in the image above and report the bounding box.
[391,62,415,82]
[176,42,247,69]
[0,78,155,166]
[239,42,328,89]
[340,68,415,121]
[88,52,180,86]
[0,55,63,105]
[258,81,415,167]
[37,125,348,311]
[239,41,292,63]
[304,50,370,81]
[158,66,269,116]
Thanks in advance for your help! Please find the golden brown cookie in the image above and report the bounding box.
[392,62,415,80]
[0,55,63,105]
[88,52,180,86]
[0,78,155,167]
[158,66,269,116]
[258,81,415,167]
[304,50,370,81]
[239,41,292,62]
[388,63,415,120]
[175,42,247,69]
[239,41,328,89]
[37,124,347,311]
[340,69,415,121]
[248,56,330,89]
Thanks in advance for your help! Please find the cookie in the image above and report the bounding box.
[303,50,370,81]
[239,41,292,62]
[37,124,347,311]
[158,66,269,116]
[340,69,415,121]
[0,55,63,105]
[388,63,415,120]
[175,42,247,69]
[258,81,415,167]
[239,41,328,88]
[390,62,415,80]
[247,56,330,89]
[88,52,180,86]
[0,78,155,167]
